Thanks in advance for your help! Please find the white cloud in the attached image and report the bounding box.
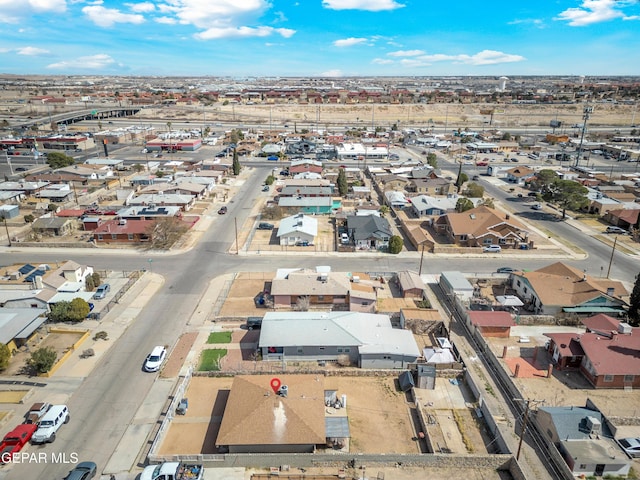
[322,0,404,11]
[508,18,544,28]
[333,37,367,47]
[47,53,116,69]
[155,16,177,24]
[126,2,155,13]
[387,49,424,57]
[555,0,627,26]
[195,26,295,40]
[0,0,66,24]
[16,46,50,56]
[320,69,343,77]
[83,5,145,27]
[372,58,394,64]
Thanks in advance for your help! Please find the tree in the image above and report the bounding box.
[455,172,469,189]
[465,182,485,198]
[146,217,189,249]
[265,175,276,185]
[48,299,90,323]
[24,214,35,223]
[456,197,474,212]
[337,167,348,196]
[0,344,11,371]
[232,148,241,175]
[482,197,495,209]
[85,275,95,291]
[628,273,640,326]
[133,163,144,173]
[426,153,438,169]
[379,205,390,217]
[46,152,75,169]
[27,347,57,374]
[549,179,589,218]
[501,132,512,141]
[388,235,403,254]
[530,169,559,196]
[91,272,101,287]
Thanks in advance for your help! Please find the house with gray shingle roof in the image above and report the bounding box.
[346,214,392,250]
[536,405,631,478]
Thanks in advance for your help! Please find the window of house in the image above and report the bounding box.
[319,347,325,351]
[344,348,350,353]
[128,234,134,240]
[604,375,614,382]
[524,287,528,294]
[297,348,303,354]
[337,348,343,353]
[317,295,324,301]
[483,238,492,245]
[517,280,521,287]
[111,234,117,240]
[624,375,634,382]
[97,235,103,241]
[498,238,506,245]
[383,355,391,360]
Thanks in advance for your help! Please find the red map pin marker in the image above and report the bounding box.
[270,378,281,393]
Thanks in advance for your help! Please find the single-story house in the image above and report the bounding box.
[93,219,152,244]
[32,217,76,236]
[258,311,421,369]
[216,375,329,454]
[505,166,536,184]
[395,271,425,299]
[467,311,515,338]
[276,213,318,246]
[0,308,48,351]
[345,215,392,251]
[510,262,628,315]
[127,193,196,211]
[544,315,640,388]
[536,405,631,477]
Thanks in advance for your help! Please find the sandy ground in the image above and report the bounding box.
[157,376,438,455]
[5,330,86,376]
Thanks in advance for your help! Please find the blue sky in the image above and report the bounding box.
[1,0,639,77]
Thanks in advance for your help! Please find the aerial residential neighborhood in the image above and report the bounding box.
[0,70,639,480]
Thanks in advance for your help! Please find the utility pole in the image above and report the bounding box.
[514,398,542,461]
[234,217,239,255]
[574,105,593,168]
[418,243,425,276]
[607,235,618,278]
[1,216,11,247]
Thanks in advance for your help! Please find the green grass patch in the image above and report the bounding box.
[198,349,227,371]
[207,331,232,344]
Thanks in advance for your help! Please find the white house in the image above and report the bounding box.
[276,213,318,246]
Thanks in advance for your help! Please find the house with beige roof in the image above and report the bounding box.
[434,205,529,249]
[510,263,628,315]
[216,375,330,453]
[270,268,377,312]
[505,166,536,185]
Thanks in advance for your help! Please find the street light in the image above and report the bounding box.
[574,105,593,168]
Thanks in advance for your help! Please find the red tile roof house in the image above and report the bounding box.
[93,219,152,244]
[467,311,516,338]
[544,314,640,388]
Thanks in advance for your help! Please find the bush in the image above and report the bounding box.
[24,214,35,223]
[48,298,91,323]
[28,347,57,374]
[0,344,10,371]
[388,235,403,254]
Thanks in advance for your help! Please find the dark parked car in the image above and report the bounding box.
[218,206,228,215]
[65,461,97,480]
[262,185,270,192]
[257,222,274,230]
[496,267,516,274]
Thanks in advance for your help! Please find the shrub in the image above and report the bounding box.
[28,347,57,373]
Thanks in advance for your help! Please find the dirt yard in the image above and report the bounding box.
[157,375,423,455]
[5,329,87,376]
[218,272,273,318]
[161,332,198,378]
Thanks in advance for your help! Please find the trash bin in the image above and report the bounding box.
[176,398,188,415]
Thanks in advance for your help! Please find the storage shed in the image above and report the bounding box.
[0,204,19,219]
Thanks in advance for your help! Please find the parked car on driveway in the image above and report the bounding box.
[483,245,502,253]
[262,185,269,192]
[606,226,627,234]
[257,222,274,230]
[93,284,110,300]
[531,203,543,210]
[617,437,640,458]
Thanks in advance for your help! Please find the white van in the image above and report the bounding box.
[31,405,69,444]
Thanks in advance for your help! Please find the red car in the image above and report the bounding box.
[0,424,37,463]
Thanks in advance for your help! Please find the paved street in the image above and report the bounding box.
[0,160,639,479]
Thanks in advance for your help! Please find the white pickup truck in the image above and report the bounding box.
[141,462,203,480]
